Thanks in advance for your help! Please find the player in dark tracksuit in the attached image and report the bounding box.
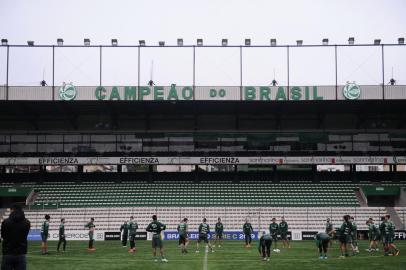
[85,218,96,251]
[128,216,138,253]
[243,220,254,248]
[41,215,50,255]
[315,232,331,259]
[269,218,279,250]
[57,218,67,252]
[120,221,129,247]
[279,217,290,248]
[258,232,272,261]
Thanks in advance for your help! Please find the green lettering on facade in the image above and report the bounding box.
[154,86,164,100]
[139,86,151,100]
[276,87,287,100]
[182,87,193,100]
[167,85,179,100]
[290,86,302,100]
[95,86,106,100]
[244,86,256,100]
[124,86,136,100]
[259,87,271,100]
[109,86,120,100]
[313,86,323,100]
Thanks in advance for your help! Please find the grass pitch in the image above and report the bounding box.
[17,240,406,270]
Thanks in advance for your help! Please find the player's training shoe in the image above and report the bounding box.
[154,258,158,262]
[218,245,221,248]
[323,256,328,259]
[161,258,168,263]
[267,258,270,262]
[395,250,400,256]
[195,250,200,253]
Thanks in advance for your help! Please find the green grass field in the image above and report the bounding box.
[16,240,406,270]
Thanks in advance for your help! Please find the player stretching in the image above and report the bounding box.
[85,218,96,251]
[383,215,399,256]
[214,217,224,248]
[120,220,129,247]
[146,215,168,262]
[269,218,279,251]
[258,232,272,261]
[128,216,138,253]
[279,217,290,248]
[57,218,66,253]
[315,232,331,259]
[40,215,50,255]
[366,218,380,252]
[338,215,351,258]
[177,218,189,254]
[196,218,214,253]
[243,219,253,248]
[349,217,359,254]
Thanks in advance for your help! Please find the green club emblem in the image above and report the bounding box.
[59,83,77,101]
[342,82,361,100]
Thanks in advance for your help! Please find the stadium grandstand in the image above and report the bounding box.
[1,39,406,248]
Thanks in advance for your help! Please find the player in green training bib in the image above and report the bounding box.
[314,232,331,259]
[279,217,290,248]
[338,215,352,258]
[57,218,66,253]
[196,218,214,253]
[382,214,400,256]
[214,217,224,248]
[177,218,189,254]
[120,220,129,247]
[41,214,50,255]
[349,217,359,255]
[146,215,168,262]
[128,216,138,253]
[243,219,253,248]
[258,232,272,261]
[269,218,279,251]
[366,218,380,252]
[85,217,96,251]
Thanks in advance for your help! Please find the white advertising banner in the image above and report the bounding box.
[0,156,405,165]
[47,230,105,241]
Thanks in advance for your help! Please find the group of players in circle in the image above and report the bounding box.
[38,213,400,263]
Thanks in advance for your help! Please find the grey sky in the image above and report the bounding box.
[0,0,405,86]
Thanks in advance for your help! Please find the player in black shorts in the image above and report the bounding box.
[196,218,214,253]
[177,218,189,253]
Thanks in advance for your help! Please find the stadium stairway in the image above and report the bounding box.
[386,207,403,229]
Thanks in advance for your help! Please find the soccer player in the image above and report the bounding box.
[85,217,96,251]
[57,218,66,253]
[338,215,352,258]
[349,216,359,254]
[325,218,333,247]
[177,218,189,254]
[383,214,399,256]
[214,217,224,248]
[366,218,380,252]
[258,231,272,261]
[40,214,50,255]
[269,218,279,251]
[128,216,138,253]
[120,220,129,247]
[315,232,331,259]
[146,215,168,262]
[196,218,214,253]
[243,219,253,248]
[279,217,290,248]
